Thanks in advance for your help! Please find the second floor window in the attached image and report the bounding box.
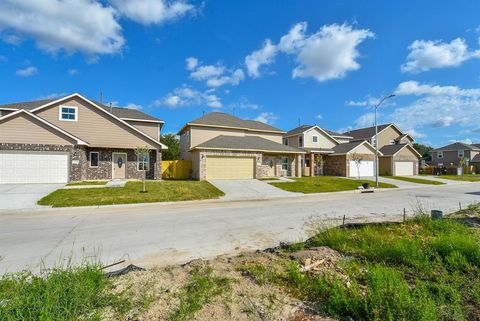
[299,136,303,147]
[283,138,289,145]
[437,151,444,159]
[458,150,465,158]
[60,106,77,121]
[312,135,318,143]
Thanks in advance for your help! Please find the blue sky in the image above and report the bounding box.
[1,1,480,147]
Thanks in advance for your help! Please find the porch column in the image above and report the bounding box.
[310,153,314,176]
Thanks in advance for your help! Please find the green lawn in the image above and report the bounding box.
[38,180,224,207]
[436,174,480,182]
[382,176,445,185]
[66,180,108,186]
[270,176,396,193]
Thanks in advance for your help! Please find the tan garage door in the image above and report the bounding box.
[206,156,255,180]
[394,161,414,176]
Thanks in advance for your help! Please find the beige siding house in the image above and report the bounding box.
[344,123,420,176]
[179,112,305,180]
[0,93,166,183]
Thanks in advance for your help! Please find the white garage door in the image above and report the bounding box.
[394,161,414,176]
[206,156,255,180]
[0,152,69,184]
[349,160,374,178]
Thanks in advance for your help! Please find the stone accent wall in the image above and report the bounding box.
[196,150,299,180]
[324,155,347,176]
[0,143,161,182]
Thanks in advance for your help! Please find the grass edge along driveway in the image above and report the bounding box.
[38,180,224,207]
[382,176,445,185]
[435,174,480,182]
[270,176,396,193]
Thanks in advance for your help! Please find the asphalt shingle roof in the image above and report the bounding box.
[324,129,353,138]
[285,125,315,136]
[331,141,366,154]
[343,124,391,140]
[432,142,480,152]
[0,96,162,122]
[194,135,305,153]
[188,112,285,133]
[471,154,480,163]
[379,144,409,156]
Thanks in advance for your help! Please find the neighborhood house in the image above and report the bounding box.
[0,93,167,184]
[431,142,480,169]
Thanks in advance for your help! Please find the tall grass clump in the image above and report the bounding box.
[0,265,130,321]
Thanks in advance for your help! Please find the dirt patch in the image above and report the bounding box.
[107,250,339,321]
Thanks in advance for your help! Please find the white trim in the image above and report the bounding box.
[284,125,340,144]
[190,146,305,154]
[112,152,127,179]
[331,141,383,156]
[89,151,99,168]
[0,107,18,111]
[0,109,88,145]
[58,105,78,122]
[30,93,168,149]
[137,151,150,171]
[121,117,164,124]
[391,144,422,158]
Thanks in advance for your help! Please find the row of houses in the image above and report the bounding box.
[0,93,421,184]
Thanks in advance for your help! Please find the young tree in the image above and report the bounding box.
[350,152,364,180]
[459,156,468,175]
[135,145,150,193]
[160,133,180,160]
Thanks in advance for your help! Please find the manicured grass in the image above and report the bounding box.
[436,174,480,182]
[270,176,396,193]
[66,180,108,186]
[38,180,224,207]
[382,176,445,185]
[0,265,131,321]
[243,214,480,321]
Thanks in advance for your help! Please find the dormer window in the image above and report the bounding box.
[283,138,289,146]
[59,106,77,121]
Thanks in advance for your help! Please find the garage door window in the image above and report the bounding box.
[281,157,289,170]
[89,152,99,167]
[59,106,77,121]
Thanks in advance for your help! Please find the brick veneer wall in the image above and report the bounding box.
[0,143,161,182]
[324,153,374,177]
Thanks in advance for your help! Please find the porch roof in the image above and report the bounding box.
[301,147,334,154]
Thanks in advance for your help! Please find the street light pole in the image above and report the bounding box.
[374,94,396,188]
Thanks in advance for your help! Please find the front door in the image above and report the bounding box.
[112,153,127,179]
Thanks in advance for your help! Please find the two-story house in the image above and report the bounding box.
[431,142,480,167]
[344,123,421,176]
[284,125,378,177]
[178,112,305,180]
[0,93,167,183]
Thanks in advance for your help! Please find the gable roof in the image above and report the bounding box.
[0,96,163,123]
[0,109,89,145]
[324,129,353,138]
[192,135,305,154]
[432,142,480,152]
[343,123,395,140]
[380,143,422,157]
[26,93,167,149]
[284,124,339,144]
[331,140,381,155]
[471,154,480,163]
[180,112,285,134]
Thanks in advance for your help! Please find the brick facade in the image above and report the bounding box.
[324,153,374,177]
[0,143,161,182]
[195,150,298,180]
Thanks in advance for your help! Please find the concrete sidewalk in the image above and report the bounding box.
[208,179,299,201]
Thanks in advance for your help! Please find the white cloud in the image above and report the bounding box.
[0,0,124,56]
[316,114,323,120]
[187,58,245,88]
[354,112,376,128]
[68,69,78,75]
[229,97,259,110]
[345,100,369,107]
[16,66,37,77]
[245,22,374,81]
[395,80,480,97]
[109,0,195,25]
[125,103,142,110]
[37,92,66,99]
[450,138,473,145]
[401,38,480,73]
[254,112,278,124]
[185,57,198,71]
[245,39,277,78]
[153,86,222,109]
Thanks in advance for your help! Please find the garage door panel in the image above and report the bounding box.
[394,161,414,176]
[349,160,374,177]
[0,152,69,184]
[206,156,255,180]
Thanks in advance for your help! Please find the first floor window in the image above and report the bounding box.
[138,152,150,171]
[281,157,289,170]
[90,152,99,167]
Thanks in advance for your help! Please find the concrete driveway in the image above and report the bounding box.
[208,179,298,200]
[0,184,63,211]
